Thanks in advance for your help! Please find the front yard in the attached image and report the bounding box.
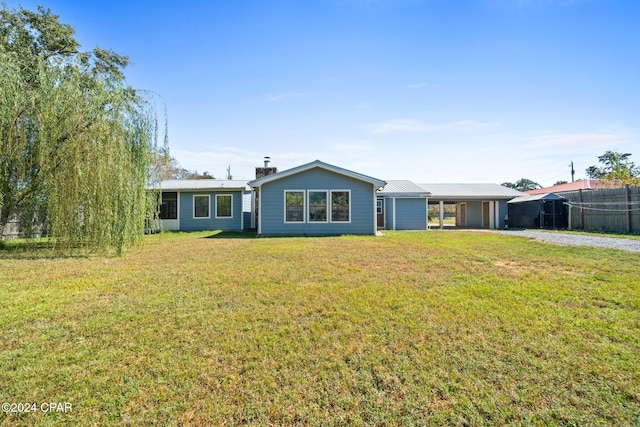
[0,231,638,425]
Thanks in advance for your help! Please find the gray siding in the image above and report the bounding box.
[464,201,483,227]
[259,168,376,236]
[179,191,243,231]
[395,198,428,230]
[381,198,428,230]
[497,201,509,229]
[384,198,393,230]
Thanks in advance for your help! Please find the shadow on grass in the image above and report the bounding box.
[0,238,92,260]
[203,230,256,239]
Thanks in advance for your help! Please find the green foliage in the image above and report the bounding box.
[0,5,162,253]
[501,178,541,191]
[586,150,640,185]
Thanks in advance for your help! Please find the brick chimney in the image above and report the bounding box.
[255,156,278,178]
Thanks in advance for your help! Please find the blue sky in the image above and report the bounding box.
[12,0,640,184]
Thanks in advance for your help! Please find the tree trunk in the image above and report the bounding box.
[0,202,11,239]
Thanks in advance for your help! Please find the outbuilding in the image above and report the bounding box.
[507,193,568,229]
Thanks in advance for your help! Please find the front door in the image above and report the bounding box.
[457,202,467,227]
[377,198,384,228]
[482,201,490,228]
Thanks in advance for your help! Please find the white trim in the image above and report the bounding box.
[249,160,386,188]
[258,188,262,235]
[307,190,329,223]
[251,191,256,229]
[193,194,210,219]
[284,190,306,223]
[330,189,351,223]
[374,188,378,232]
[425,197,429,229]
[215,194,233,219]
[392,197,397,230]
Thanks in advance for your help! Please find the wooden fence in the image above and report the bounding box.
[562,186,640,234]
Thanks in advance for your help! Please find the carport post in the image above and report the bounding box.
[439,200,444,229]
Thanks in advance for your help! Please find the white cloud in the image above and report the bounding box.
[365,118,500,134]
[330,140,372,151]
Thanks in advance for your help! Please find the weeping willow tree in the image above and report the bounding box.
[0,6,162,253]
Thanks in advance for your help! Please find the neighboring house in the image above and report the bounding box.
[151,180,249,232]
[248,160,386,236]
[419,183,524,229]
[376,180,430,230]
[525,179,605,195]
[507,193,568,229]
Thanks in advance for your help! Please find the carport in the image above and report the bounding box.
[419,183,524,229]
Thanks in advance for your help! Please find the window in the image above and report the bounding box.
[193,195,210,218]
[160,192,177,220]
[308,191,328,222]
[216,194,232,218]
[285,191,305,222]
[376,199,383,214]
[331,191,350,222]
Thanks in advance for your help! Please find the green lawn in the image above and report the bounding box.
[1,231,639,426]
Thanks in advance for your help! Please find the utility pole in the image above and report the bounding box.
[570,161,575,183]
[226,165,232,180]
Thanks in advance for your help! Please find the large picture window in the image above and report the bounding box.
[285,191,304,222]
[216,194,232,218]
[308,191,328,222]
[193,195,210,218]
[160,192,177,220]
[331,191,350,222]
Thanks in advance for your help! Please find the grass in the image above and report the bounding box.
[1,230,639,426]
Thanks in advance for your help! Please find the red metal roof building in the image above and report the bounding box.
[525,179,607,195]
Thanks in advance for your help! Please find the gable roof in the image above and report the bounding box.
[378,180,430,198]
[525,179,606,195]
[419,183,524,199]
[248,160,387,188]
[508,192,566,204]
[150,179,249,191]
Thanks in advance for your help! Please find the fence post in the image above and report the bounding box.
[568,204,572,230]
[579,189,584,230]
[626,185,631,233]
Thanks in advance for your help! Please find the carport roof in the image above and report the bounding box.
[378,180,430,197]
[419,183,524,200]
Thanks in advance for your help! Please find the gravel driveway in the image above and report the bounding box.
[488,230,640,253]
